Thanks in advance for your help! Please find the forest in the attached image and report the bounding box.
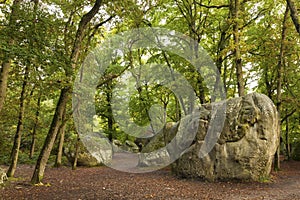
[0,0,300,199]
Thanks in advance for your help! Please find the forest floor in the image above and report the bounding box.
[1,160,300,200]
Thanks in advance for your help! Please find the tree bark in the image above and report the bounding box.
[287,0,300,35]
[31,0,103,184]
[7,65,29,177]
[0,0,22,113]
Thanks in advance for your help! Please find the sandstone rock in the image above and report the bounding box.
[112,139,123,147]
[112,139,141,153]
[137,122,179,167]
[134,126,164,151]
[137,115,199,168]
[173,93,280,181]
[112,139,123,153]
[124,140,140,153]
[0,167,8,185]
[141,122,178,153]
[139,148,171,167]
[137,93,279,181]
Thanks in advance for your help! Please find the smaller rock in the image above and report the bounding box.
[112,139,123,153]
[124,140,140,153]
[0,167,8,185]
[113,139,123,147]
[138,148,171,167]
[141,122,178,153]
[64,132,113,167]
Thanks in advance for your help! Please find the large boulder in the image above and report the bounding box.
[138,93,280,181]
[173,93,280,181]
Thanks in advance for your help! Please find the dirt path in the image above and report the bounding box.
[1,161,300,200]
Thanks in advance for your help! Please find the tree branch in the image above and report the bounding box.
[287,0,300,35]
[97,64,131,88]
[70,0,103,71]
[281,109,296,123]
[87,15,115,43]
[196,3,229,9]
[94,15,114,30]
[241,9,268,30]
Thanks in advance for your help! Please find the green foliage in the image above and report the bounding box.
[0,151,37,165]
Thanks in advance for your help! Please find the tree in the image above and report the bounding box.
[231,0,245,97]
[6,65,29,177]
[6,0,42,177]
[284,109,292,160]
[54,108,67,168]
[0,0,22,113]
[274,4,289,171]
[31,0,104,184]
[173,0,209,103]
[30,93,41,159]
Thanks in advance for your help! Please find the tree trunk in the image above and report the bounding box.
[54,109,67,168]
[212,27,229,102]
[287,0,300,35]
[7,65,29,177]
[70,0,103,70]
[0,0,22,113]
[72,134,80,170]
[232,0,245,97]
[285,111,290,160]
[105,80,114,141]
[274,4,289,171]
[30,94,41,159]
[274,148,280,171]
[31,87,71,184]
[31,0,103,184]
[0,62,10,113]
